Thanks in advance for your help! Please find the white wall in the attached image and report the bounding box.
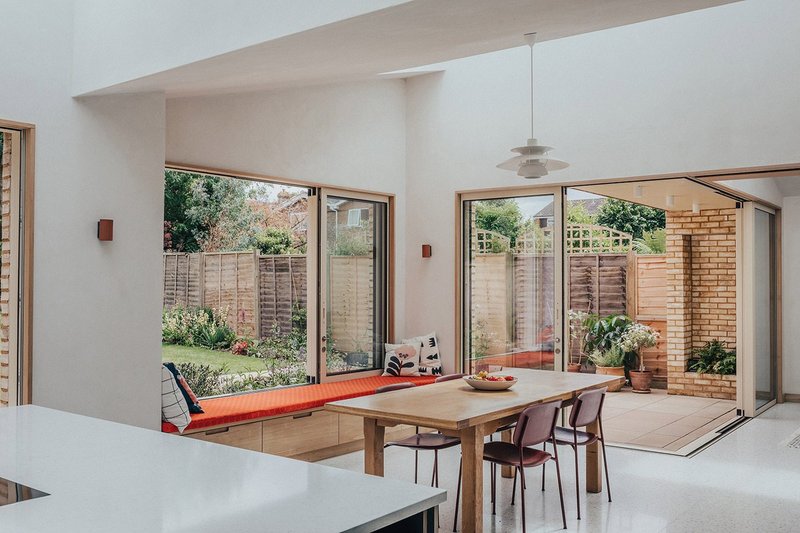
[405,0,800,373]
[72,0,407,96]
[166,80,409,338]
[0,1,165,428]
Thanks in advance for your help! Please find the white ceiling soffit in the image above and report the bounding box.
[767,175,800,197]
[576,178,737,212]
[79,0,738,98]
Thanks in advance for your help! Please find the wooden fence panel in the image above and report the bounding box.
[259,255,307,337]
[329,256,374,352]
[162,253,203,309]
[469,254,512,356]
[566,254,628,317]
[201,252,258,337]
[512,254,554,350]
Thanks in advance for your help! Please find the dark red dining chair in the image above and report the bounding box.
[482,400,567,532]
[381,376,464,531]
[547,387,611,520]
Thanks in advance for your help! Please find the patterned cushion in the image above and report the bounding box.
[162,366,191,433]
[163,362,203,414]
[403,332,442,375]
[382,342,421,376]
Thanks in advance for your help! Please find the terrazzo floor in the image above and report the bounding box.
[321,403,800,532]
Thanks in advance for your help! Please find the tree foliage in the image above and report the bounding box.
[164,170,264,252]
[474,199,523,247]
[595,199,665,239]
[256,227,296,255]
[566,202,596,225]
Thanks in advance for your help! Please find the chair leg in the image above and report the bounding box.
[491,463,497,515]
[431,449,439,488]
[518,467,527,533]
[601,437,612,502]
[511,467,518,505]
[414,450,419,484]
[541,441,547,491]
[553,447,567,529]
[453,457,462,532]
[573,445,581,520]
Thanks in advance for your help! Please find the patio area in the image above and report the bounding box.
[602,388,738,454]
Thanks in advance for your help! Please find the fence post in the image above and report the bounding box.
[198,253,206,308]
[254,250,261,339]
[627,252,637,319]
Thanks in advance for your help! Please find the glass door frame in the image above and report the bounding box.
[317,187,393,383]
[738,202,782,416]
[457,186,566,374]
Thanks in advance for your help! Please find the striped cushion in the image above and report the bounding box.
[161,375,437,433]
[161,366,191,433]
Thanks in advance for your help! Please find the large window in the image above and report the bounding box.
[162,169,392,395]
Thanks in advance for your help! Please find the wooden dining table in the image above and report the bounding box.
[326,368,624,533]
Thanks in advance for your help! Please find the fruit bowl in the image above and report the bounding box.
[463,373,517,391]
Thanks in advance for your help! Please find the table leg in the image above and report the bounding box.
[460,425,485,533]
[364,417,385,477]
[500,429,514,478]
[586,419,602,493]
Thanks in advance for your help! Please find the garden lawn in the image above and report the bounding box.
[162,343,265,374]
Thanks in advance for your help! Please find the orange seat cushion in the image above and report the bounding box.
[162,375,438,433]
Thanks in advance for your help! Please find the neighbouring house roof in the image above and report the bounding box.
[534,198,607,218]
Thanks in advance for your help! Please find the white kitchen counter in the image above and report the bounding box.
[0,406,445,532]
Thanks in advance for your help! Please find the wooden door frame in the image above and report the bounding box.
[0,120,35,406]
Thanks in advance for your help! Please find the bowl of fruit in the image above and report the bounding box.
[463,371,518,391]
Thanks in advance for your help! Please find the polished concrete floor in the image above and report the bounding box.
[602,388,738,453]
[320,403,800,532]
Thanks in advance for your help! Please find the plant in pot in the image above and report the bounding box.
[688,339,736,375]
[587,346,626,392]
[619,322,660,393]
[567,310,590,372]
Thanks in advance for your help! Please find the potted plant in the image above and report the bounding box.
[587,346,626,392]
[619,322,660,393]
[567,310,590,372]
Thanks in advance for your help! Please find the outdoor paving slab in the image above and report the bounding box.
[631,432,680,448]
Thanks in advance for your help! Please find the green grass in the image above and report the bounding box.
[162,343,265,374]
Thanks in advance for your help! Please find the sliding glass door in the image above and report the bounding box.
[740,203,780,415]
[319,189,389,381]
[461,189,564,374]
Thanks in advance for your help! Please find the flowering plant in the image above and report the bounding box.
[619,322,660,371]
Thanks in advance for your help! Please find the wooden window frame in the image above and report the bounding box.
[0,119,35,406]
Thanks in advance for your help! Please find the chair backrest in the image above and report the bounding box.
[569,387,607,428]
[375,382,416,394]
[435,373,466,383]
[513,400,562,448]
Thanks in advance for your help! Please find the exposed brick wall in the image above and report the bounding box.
[666,208,737,400]
[0,133,10,407]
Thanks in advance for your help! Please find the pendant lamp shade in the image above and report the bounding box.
[498,33,568,179]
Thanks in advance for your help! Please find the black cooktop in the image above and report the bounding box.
[0,477,49,507]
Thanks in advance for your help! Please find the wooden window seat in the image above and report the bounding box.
[163,375,437,461]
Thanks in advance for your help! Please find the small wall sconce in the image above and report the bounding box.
[97,219,114,241]
[421,244,432,258]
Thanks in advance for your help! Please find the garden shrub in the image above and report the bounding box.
[688,340,736,375]
[162,306,236,350]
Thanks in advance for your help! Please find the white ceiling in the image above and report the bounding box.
[576,178,737,212]
[771,175,800,197]
[81,0,738,97]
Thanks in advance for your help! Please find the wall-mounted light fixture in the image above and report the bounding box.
[634,185,644,199]
[97,219,114,241]
[692,202,701,214]
[421,244,432,258]
[666,195,675,209]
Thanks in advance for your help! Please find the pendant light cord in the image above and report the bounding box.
[525,32,537,141]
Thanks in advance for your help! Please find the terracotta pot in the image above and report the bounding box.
[595,366,625,392]
[630,370,653,393]
[567,363,582,373]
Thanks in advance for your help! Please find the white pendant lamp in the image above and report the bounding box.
[497,33,568,179]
